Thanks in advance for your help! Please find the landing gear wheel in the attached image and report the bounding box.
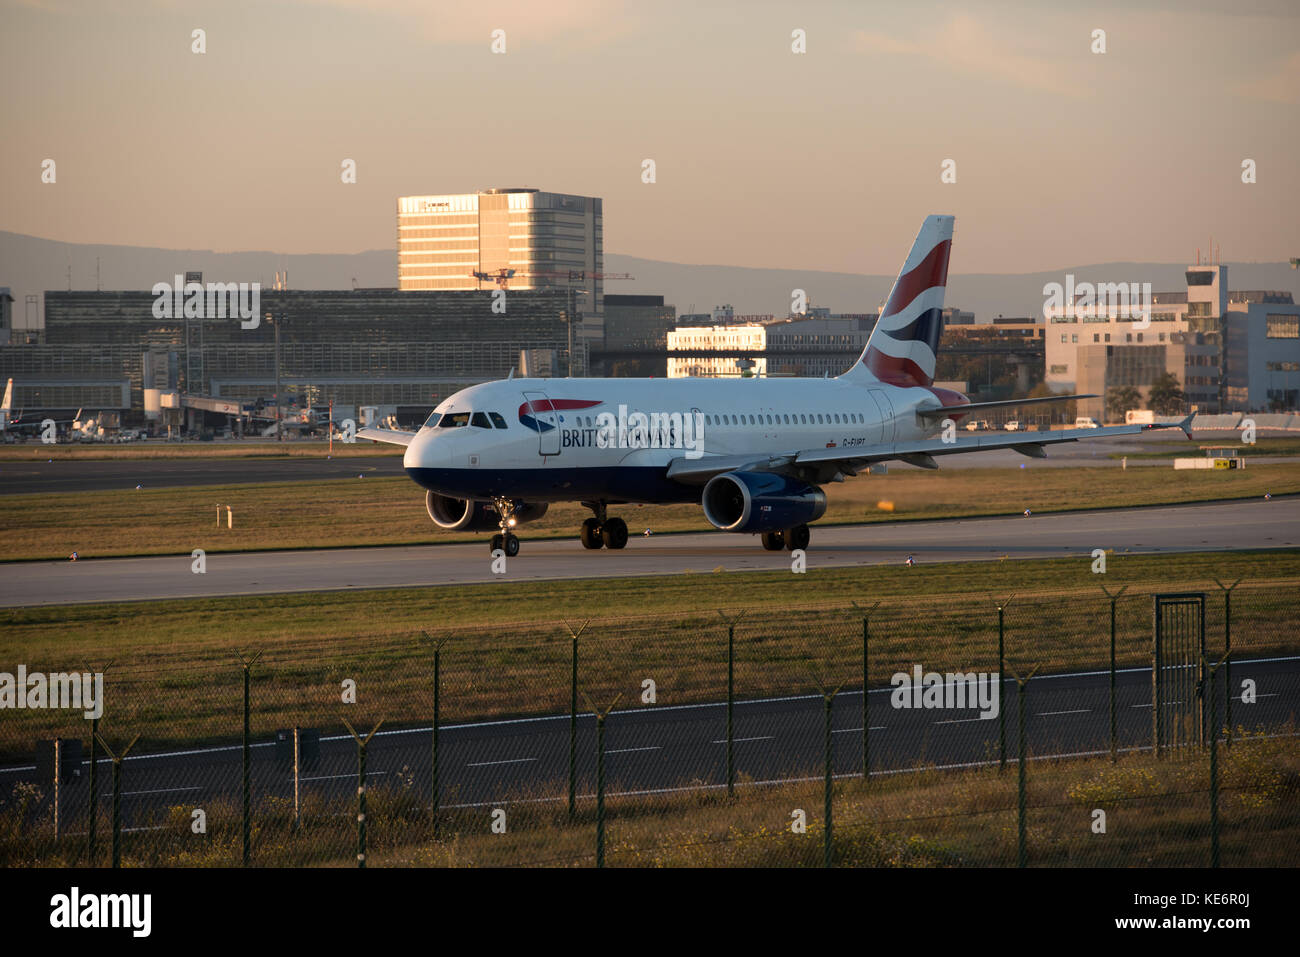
[601,517,629,550]
[580,518,603,550]
[785,524,811,551]
[503,533,520,557]
[761,531,785,551]
[490,534,504,553]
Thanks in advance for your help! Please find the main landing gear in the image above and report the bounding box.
[580,501,628,550]
[489,498,521,557]
[759,524,811,552]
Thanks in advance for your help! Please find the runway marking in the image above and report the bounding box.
[467,757,536,767]
[122,786,200,796]
[711,736,773,744]
[1038,709,1090,716]
[301,771,388,782]
[606,746,662,754]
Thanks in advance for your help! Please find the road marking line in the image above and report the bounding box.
[300,771,388,782]
[466,757,536,767]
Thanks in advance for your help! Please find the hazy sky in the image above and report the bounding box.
[2,0,1297,274]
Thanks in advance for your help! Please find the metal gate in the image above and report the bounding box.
[1152,593,1206,754]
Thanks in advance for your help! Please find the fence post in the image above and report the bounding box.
[583,692,621,869]
[293,727,301,831]
[420,632,448,838]
[1101,586,1128,763]
[997,596,1014,772]
[87,716,98,865]
[852,601,880,781]
[53,739,61,843]
[1214,579,1240,748]
[823,692,835,867]
[1205,652,1228,868]
[1009,666,1037,868]
[84,660,110,867]
[237,652,261,866]
[563,620,589,821]
[719,611,745,797]
[342,719,383,869]
[95,734,139,870]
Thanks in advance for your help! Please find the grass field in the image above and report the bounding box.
[3,463,1296,561]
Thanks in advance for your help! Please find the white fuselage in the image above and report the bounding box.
[401,375,947,504]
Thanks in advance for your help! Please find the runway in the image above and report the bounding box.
[1,497,1295,607]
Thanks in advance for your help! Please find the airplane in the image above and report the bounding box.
[0,379,87,439]
[359,215,1193,556]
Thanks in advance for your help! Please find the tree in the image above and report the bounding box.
[1106,385,1141,422]
[1147,373,1185,415]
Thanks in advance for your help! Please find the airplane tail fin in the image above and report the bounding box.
[841,215,953,388]
[1,378,11,414]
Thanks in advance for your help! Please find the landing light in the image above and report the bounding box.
[507,517,517,527]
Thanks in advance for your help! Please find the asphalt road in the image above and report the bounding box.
[1,497,1295,607]
[2,657,1294,837]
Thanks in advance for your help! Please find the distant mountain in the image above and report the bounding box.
[2,231,1296,331]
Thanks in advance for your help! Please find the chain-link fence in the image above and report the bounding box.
[2,582,1296,867]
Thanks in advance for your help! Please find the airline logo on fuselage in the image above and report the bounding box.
[518,398,603,433]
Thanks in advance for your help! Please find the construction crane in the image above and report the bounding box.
[470,268,517,288]
[469,268,632,289]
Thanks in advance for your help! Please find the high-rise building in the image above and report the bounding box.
[396,187,604,342]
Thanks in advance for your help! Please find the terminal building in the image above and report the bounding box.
[0,286,577,428]
[1045,264,1300,420]
[396,187,605,345]
[666,314,879,378]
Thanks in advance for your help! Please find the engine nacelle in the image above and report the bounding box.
[426,492,499,531]
[701,471,826,533]
[425,492,549,531]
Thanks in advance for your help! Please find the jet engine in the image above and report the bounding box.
[700,471,826,533]
[425,492,548,530]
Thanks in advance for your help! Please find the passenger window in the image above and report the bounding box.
[489,412,507,429]
[423,411,442,428]
[471,412,491,429]
[439,412,470,428]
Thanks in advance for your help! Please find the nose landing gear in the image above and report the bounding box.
[490,498,521,556]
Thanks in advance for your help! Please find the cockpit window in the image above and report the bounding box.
[489,412,508,429]
[471,412,491,429]
[438,411,470,428]
[423,411,442,428]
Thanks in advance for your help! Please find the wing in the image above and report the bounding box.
[357,426,416,447]
[665,414,1194,485]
